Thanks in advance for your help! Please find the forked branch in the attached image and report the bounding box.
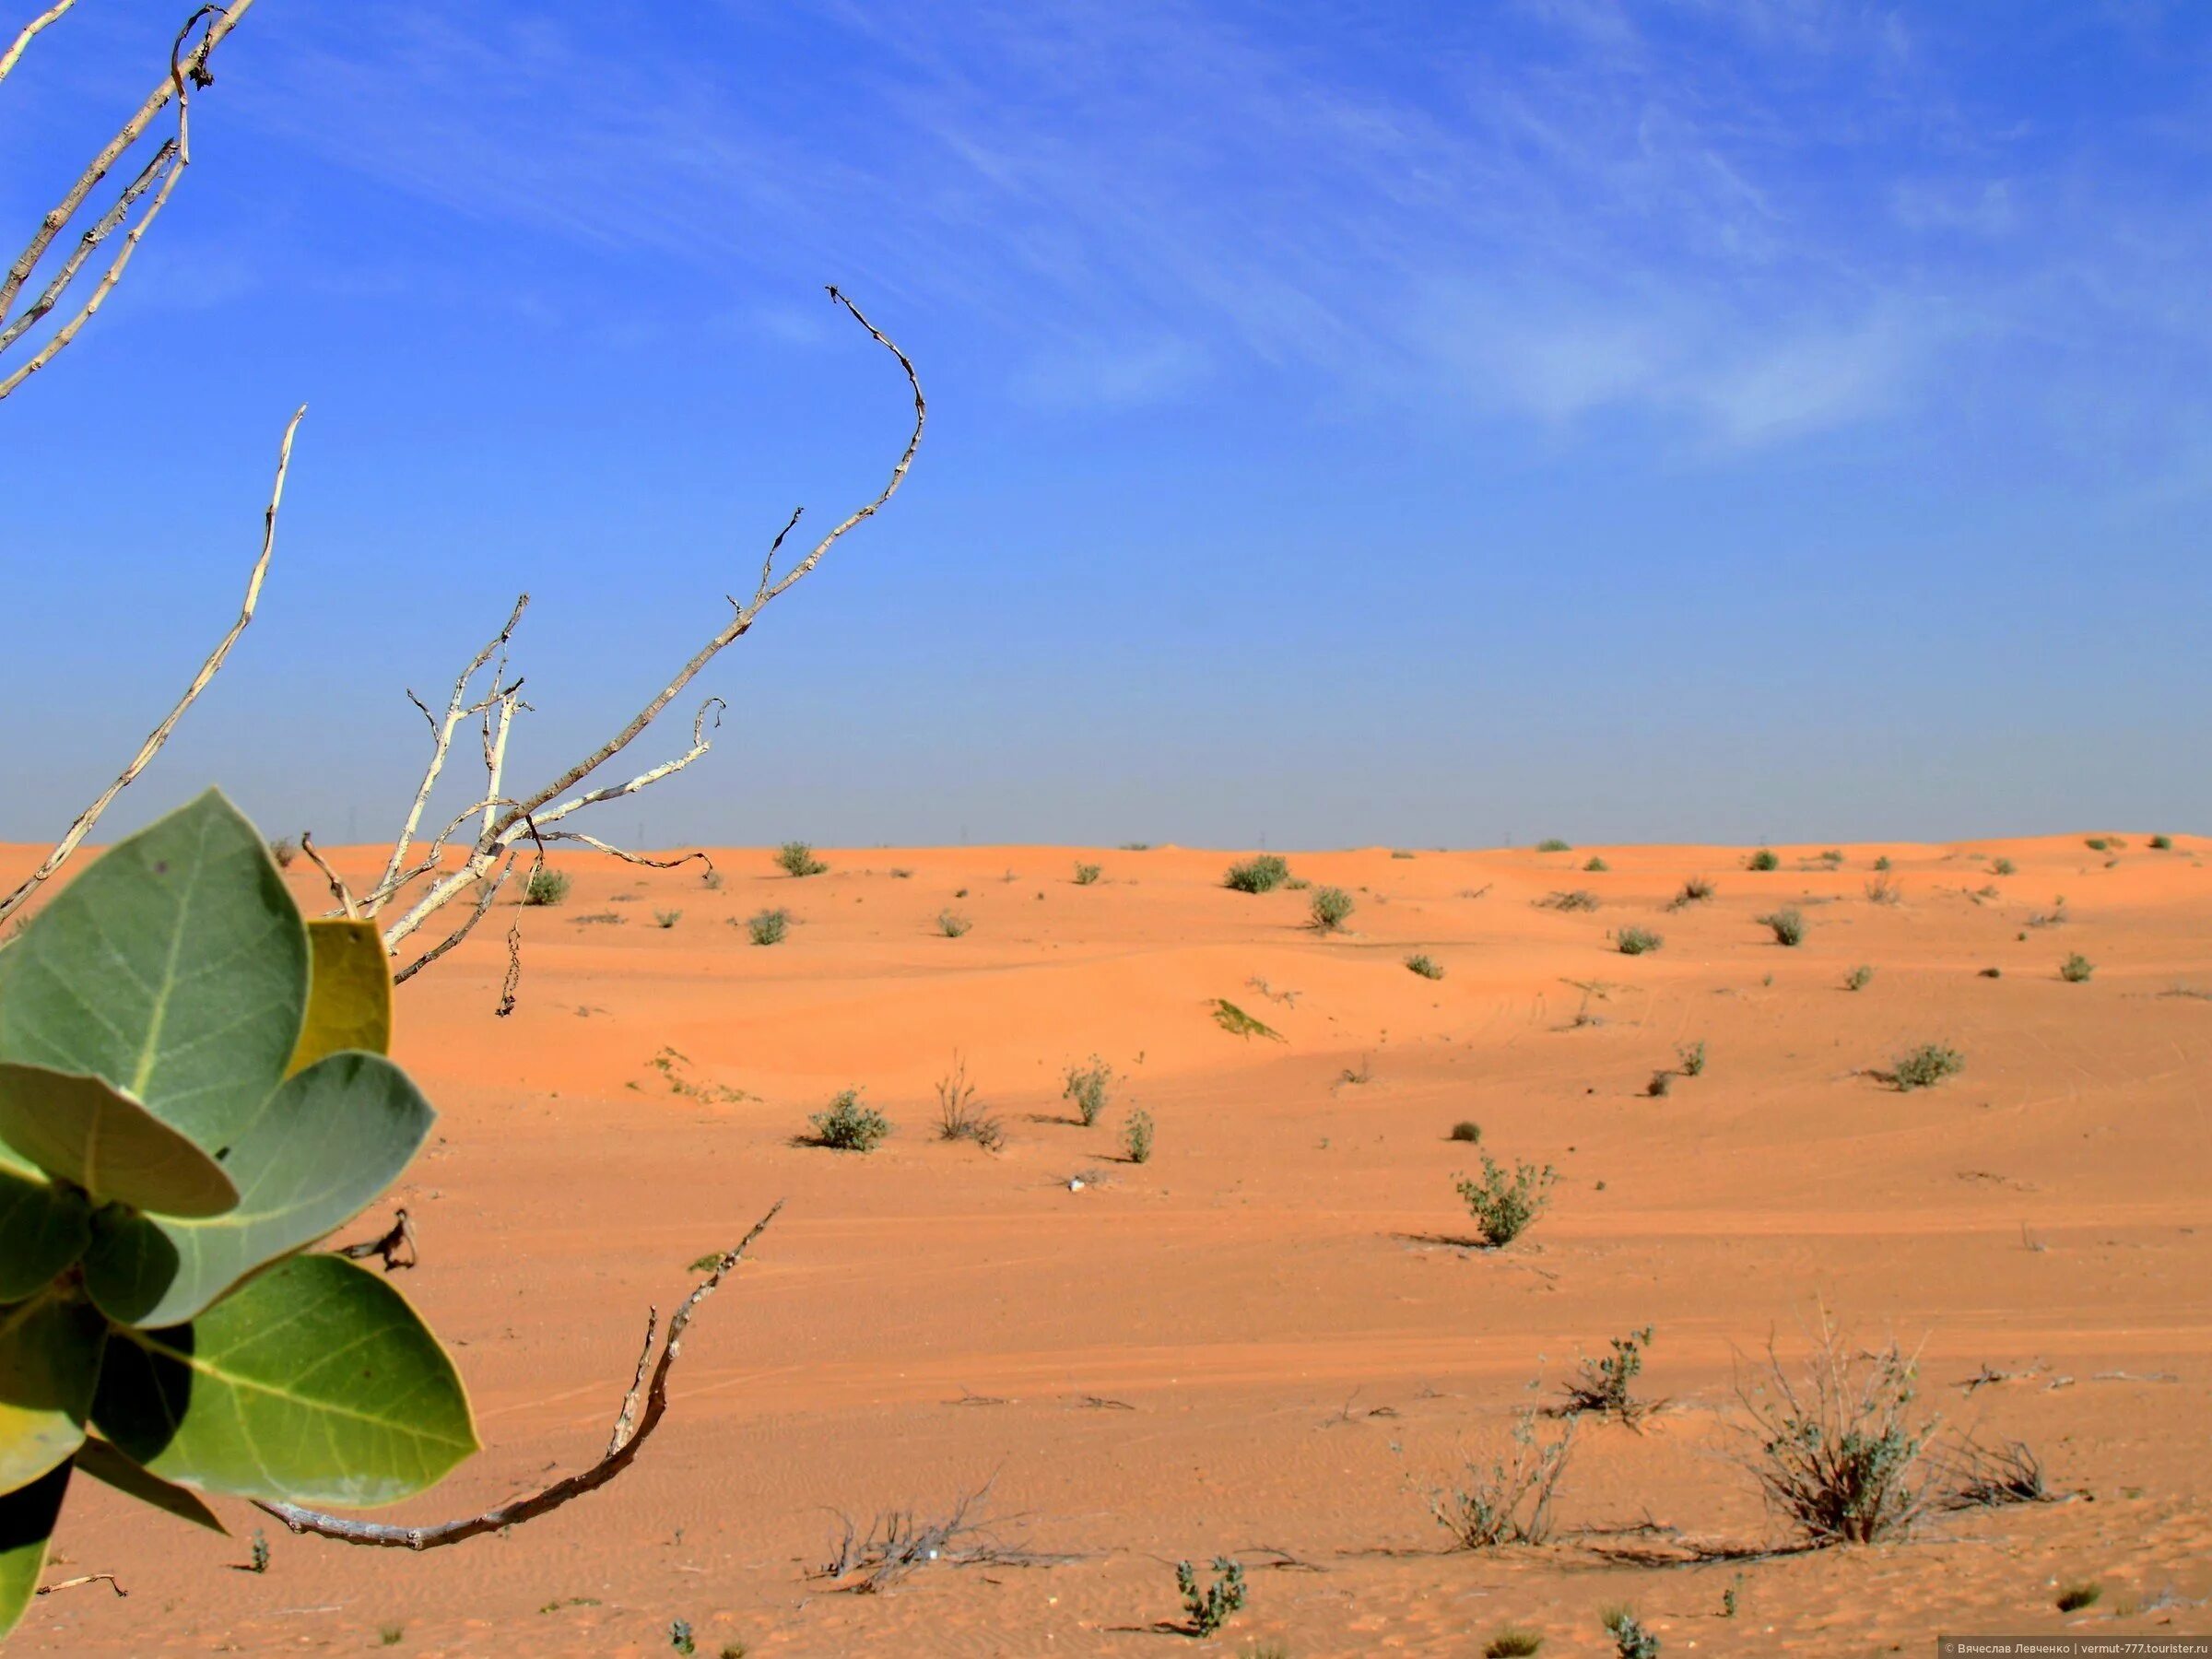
[258,1200,784,1548]
[0,406,305,927]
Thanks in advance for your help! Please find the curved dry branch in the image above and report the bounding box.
[0,406,305,927]
[1,2,256,401]
[0,2,82,94]
[257,1201,785,1549]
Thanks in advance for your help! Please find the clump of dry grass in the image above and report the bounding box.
[1429,1410,1576,1548]
[935,1055,1004,1151]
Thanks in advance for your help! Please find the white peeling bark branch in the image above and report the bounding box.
[0,406,304,926]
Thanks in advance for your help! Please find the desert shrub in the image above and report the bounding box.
[936,911,971,938]
[1456,1156,1559,1246]
[1406,952,1445,980]
[1391,849,1416,860]
[1539,889,1598,912]
[1865,875,1901,905]
[0,792,473,1641]
[747,907,791,946]
[776,840,829,877]
[268,835,297,868]
[1946,1434,2049,1511]
[1535,838,1571,853]
[1819,848,1844,865]
[1671,875,1715,907]
[1224,854,1292,893]
[1615,925,1663,956]
[524,866,571,906]
[2084,837,2110,852]
[1309,886,1355,932]
[2059,952,2094,982]
[935,1058,1003,1151]
[1120,841,1152,851]
[809,1089,888,1151]
[1124,1109,1155,1163]
[2028,895,2068,927]
[1747,848,1779,872]
[1756,907,1806,946]
[1873,854,1892,871]
[1073,862,1102,885]
[1979,966,2002,978]
[1563,1326,1654,1420]
[1602,1607,1661,1659]
[1844,964,1872,992]
[1175,1557,1246,1636]
[1450,1119,1482,1143]
[888,866,914,879]
[1735,1314,1936,1546]
[1487,1631,1545,1659]
[1646,1069,1672,1098]
[1677,1040,1707,1077]
[2055,1581,2101,1612]
[1211,998,1283,1041]
[1062,1055,1113,1125]
[1888,1041,1964,1090]
[1990,857,2015,877]
[1583,856,1608,873]
[671,1620,697,1655]
[2149,833,2172,850]
[1430,1410,1574,1548]
[654,908,683,929]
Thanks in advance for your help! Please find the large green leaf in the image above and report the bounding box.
[0,1460,69,1641]
[0,1065,238,1219]
[93,1253,477,1507]
[0,1293,104,1498]
[72,1434,225,1534]
[287,920,393,1075]
[83,1053,434,1327]
[0,1165,88,1305]
[0,789,308,1155]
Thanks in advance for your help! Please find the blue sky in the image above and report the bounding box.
[3,0,2206,849]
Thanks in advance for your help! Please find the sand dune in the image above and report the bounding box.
[8,835,2208,1656]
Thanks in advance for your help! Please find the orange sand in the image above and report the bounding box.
[7,835,2208,1656]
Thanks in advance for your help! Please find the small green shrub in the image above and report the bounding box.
[1073,862,1102,886]
[1486,1630,1545,1659]
[1873,854,1892,871]
[1211,998,1284,1041]
[2054,1581,2102,1612]
[1309,886,1355,932]
[524,866,571,906]
[776,841,829,877]
[747,907,790,946]
[1175,1557,1246,1637]
[2149,833,2172,851]
[2059,952,2094,982]
[1456,1156,1559,1246]
[1406,952,1444,980]
[1449,1120,1482,1143]
[1979,966,2001,978]
[809,1089,888,1151]
[1224,854,1292,893]
[1602,1606,1661,1659]
[1677,1040,1706,1077]
[1844,964,1872,992]
[1123,1108,1154,1164]
[671,1619,697,1655]
[1563,1325,1653,1420]
[1120,841,1152,851]
[888,866,914,878]
[2084,837,2110,853]
[1615,925,1663,956]
[653,908,683,929]
[936,911,971,938]
[1818,849,1844,865]
[1539,889,1598,912]
[1583,856,1608,873]
[1990,857,2016,877]
[1671,876,1715,907]
[1391,849,1416,860]
[1063,1056,1113,1125]
[1865,875,1901,905]
[935,1058,1003,1151]
[1889,1041,1965,1091]
[1757,907,1806,947]
[1430,1410,1572,1547]
[1747,848,1780,871]
[1535,838,1571,853]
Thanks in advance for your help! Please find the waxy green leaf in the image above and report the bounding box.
[0,1064,238,1219]
[72,1435,225,1535]
[84,1052,434,1327]
[287,920,393,1075]
[0,1293,104,1498]
[93,1253,477,1507]
[0,788,307,1155]
[0,1460,70,1640]
[0,1163,88,1305]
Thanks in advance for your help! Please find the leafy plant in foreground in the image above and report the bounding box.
[0,790,475,1638]
[809,1090,889,1151]
[775,841,828,877]
[1455,1156,1559,1247]
[1062,1056,1113,1126]
[1175,1555,1246,1636]
[1308,886,1355,932]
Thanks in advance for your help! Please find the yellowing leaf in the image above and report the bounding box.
[287,920,392,1075]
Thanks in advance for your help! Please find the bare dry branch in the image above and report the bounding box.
[257,1201,785,1549]
[33,1571,124,1600]
[0,1,85,90]
[0,406,304,927]
[297,831,359,921]
[1,2,256,400]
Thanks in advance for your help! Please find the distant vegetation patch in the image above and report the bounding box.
[809,1089,889,1151]
[1457,1155,1559,1246]
[1747,849,1780,872]
[1211,998,1284,1041]
[2059,952,2095,982]
[747,907,791,946]
[1538,889,1599,913]
[1757,907,1806,947]
[524,867,571,906]
[1406,952,1445,980]
[777,840,829,877]
[1535,838,1572,853]
[1073,862,1102,886]
[1224,854,1293,893]
[1888,1041,1965,1091]
[1615,925,1663,956]
[1309,886,1355,932]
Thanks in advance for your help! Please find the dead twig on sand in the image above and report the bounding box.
[35,1572,125,1599]
[814,1477,1072,1594]
[334,1207,418,1272]
[257,1201,782,1548]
